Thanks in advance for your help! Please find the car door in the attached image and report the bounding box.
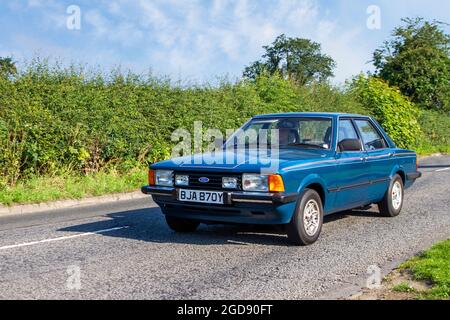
[333,118,370,210]
[353,119,393,202]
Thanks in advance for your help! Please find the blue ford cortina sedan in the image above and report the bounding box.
[142,113,422,245]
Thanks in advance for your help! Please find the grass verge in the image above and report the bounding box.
[399,238,450,300]
[392,282,417,293]
[0,169,147,206]
[350,238,450,300]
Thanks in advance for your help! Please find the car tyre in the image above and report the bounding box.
[287,189,323,246]
[165,216,200,232]
[378,174,404,217]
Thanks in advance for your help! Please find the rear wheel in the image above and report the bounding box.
[286,189,323,246]
[378,174,404,217]
[165,216,200,232]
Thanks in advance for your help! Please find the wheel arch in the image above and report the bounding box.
[304,183,325,207]
[391,167,406,184]
[396,170,406,184]
[296,174,327,208]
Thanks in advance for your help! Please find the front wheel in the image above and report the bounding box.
[378,174,404,217]
[165,216,200,233]
[286,189,324,246]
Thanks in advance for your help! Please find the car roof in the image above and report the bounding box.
[252,112,368,119]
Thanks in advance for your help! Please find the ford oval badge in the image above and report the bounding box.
[198,177,209,183]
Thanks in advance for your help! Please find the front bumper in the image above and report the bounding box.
[141,186,298,205]
[141,185,298,224]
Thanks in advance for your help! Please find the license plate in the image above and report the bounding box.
[178,189,224,204]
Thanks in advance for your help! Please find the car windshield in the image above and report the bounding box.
[226,117,333,150]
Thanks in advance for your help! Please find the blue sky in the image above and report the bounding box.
[1,0,449,84]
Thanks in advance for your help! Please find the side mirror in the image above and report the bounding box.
[338,139,362,152]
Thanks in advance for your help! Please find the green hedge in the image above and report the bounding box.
[350,76,422,149]
[0,62,448,188]
[415,110,450,154]
[0,63,367,187]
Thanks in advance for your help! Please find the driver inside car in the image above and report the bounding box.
[277,121,299,146]
[279,128,301,146]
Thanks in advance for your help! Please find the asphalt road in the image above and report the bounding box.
[0,156,449,300]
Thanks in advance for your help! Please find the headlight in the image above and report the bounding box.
[175,175,189,187]
[222,177,238,189]
[242,174,269,192]
[155,170,174,186]
[242,174,285,192]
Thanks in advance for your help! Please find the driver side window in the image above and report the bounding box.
[338,119,358,143]
[354,120,387,150]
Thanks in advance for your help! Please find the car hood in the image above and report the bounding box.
[151,148,333,173]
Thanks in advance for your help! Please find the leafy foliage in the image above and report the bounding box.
[350,75,422,149]
[373,18,450,112]
[244,34,336,85]
[0,57,448,192]
[0,57,17,80]
[0,61,366,187]
[415,109,450,154]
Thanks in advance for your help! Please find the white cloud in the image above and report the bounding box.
[94,0,327,79]
[85,10,109,36]
[211,0,229,19]
[111,22,144,46]
[27,0,43,7]
[318,26,369,84]
[137,0,169,29]
[107,1,121,15]
[84,9,144,47]
[275,0,319,26]
[10,0,436,83]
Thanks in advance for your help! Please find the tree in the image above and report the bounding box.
[243,34,336,86]
[373,18,450,111]
[0,57,17,79]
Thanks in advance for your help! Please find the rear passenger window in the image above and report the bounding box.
[338,120,358,143]
[354,120,387,150]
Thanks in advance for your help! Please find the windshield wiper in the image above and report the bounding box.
[286,143,327,149]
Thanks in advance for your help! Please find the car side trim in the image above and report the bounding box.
[283,159,336,171]
[367,154,392,160]
[394,153,417,157]
[327,177,390,193]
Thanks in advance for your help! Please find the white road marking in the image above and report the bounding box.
[435,167,450,172]
[227,240,251,246]
[0,226,129,251]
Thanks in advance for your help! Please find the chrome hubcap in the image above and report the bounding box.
[392,181,402,210]
[303,200,320,236]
